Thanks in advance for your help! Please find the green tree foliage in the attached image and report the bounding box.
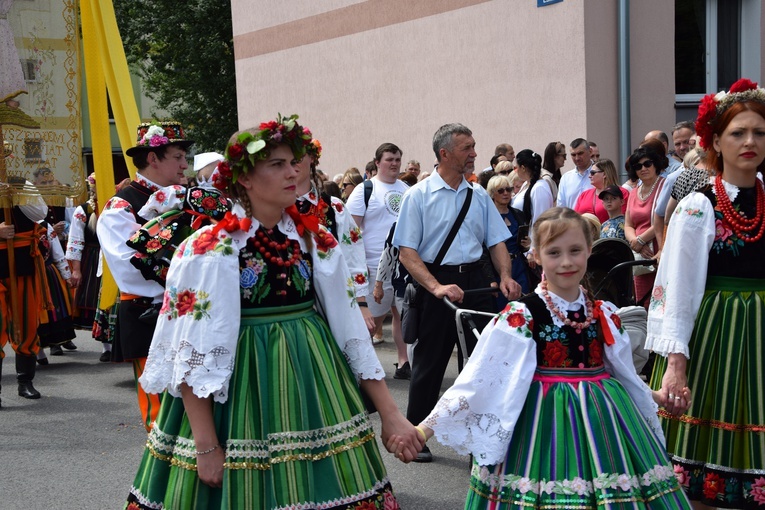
[114,0,237,152]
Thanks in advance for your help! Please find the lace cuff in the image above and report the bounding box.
[424,396,513,466]
[342,337,385,380]
[643,333,691,358]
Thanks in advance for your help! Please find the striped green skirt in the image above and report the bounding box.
[650,276,765,509]
[465,367,690,509]
[126,302,397,510]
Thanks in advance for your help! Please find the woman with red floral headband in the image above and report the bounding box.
[126,115,422,510]
[647,78,765,509]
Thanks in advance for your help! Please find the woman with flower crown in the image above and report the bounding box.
[392,207,692,509]
[125,115,423,510]
[646,79,765,509]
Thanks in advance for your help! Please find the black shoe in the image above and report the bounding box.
[18,381,41,399]
[393,362,411,380]
[36,356,49,366]
[414,444,433,463]
[62,341,78,351]
[50,345,64,356]
[99,351,111,363]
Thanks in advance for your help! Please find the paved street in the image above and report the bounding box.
[0,326,471,509]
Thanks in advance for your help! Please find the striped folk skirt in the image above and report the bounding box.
[650,276,765,509]
[465,367,690,509]
[38,263,76,348]
[126,302,397,510]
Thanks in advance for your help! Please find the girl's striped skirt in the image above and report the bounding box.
[126,302,397,510]
[650,276,765,509]
[466,367,690,509]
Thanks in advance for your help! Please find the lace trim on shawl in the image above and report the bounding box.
[424,395,514,466]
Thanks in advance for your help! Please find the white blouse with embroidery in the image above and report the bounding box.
[645,190,717,357]
[139,207,384,404]
[423,288,662,466]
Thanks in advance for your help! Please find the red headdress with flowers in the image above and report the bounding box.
[213,114,312,192]
[306,138,322,164]
[696,78,765,150]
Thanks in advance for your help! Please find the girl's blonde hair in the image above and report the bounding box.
[532,207,594,252]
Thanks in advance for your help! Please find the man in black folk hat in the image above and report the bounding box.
[96,121,193,431]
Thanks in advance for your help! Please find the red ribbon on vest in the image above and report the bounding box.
[285,204,320,236]
[592,301,616,346]
[212,211,252,235]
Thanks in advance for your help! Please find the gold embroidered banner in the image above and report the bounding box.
[2,0,84,207]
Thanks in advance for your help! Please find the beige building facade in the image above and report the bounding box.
[231,0,764,177]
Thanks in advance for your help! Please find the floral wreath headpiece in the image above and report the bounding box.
[696,78,765,150]
[213,114,312,191]
[306,138,322,163]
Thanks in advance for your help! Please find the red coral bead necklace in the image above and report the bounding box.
[714,175,765,243]
[253,227,302,268]
[540,279,594,334]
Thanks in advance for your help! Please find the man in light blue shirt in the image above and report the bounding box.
[394,123,520,462]
[556,138,593,208]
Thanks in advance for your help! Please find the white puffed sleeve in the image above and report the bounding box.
[599,301,664,444]
[423,302,537,466]
[139,225,242,403]
[645,192,715,357]
[329,197,369,297]
[65,205,86,261]
[136,185,186,220]
[307,220,384,381]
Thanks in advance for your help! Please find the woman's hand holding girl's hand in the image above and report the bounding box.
[657,354,690,416]
[381,411,426,463]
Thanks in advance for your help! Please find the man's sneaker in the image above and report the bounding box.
[414,444,433,463]
[393,362,411,380]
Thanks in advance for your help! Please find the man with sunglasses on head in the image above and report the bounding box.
[556,138,593,209]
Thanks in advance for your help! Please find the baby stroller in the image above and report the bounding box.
[443,239,656,371]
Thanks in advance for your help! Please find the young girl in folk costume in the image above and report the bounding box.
[647,79,765,509]
[126,115,422,510]
[399,207,692,509]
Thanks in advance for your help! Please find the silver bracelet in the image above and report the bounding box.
[195,444,221,456]
[636,236,646,246]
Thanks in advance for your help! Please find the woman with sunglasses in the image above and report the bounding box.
[624,146,667,306]
[340,168,363,201]
[573,158,628,223]
[487,174,530,295]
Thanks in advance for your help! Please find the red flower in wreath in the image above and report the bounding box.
[589,339,603,366]
[175,290,197,316]
[227,143,245,161]
[354,273,367,285]
[315,230,338,252]
[192,230,219,254]
[702,472,725,501]
[217,161,233,178]
[542,340,570,367]
[506,312,526,328]
[259,120,278,131]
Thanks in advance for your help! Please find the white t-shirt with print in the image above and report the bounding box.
[346,177,409,269]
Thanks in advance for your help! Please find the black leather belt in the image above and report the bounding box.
[432,261,482,273]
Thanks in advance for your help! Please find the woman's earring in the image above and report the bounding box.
[717,151,721,158]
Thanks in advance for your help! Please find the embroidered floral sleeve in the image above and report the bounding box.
[599,301,664,443]
[330,196,369,297]
[139,226,242,403]
[48,223,72,280]
[423,301,537,466]
[646,192,715,357]
[309,220,383,381]
[65,205,86,261]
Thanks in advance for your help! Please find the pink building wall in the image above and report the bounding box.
[230,1,677,176]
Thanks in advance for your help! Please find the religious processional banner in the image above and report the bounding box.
[2,0,84,207]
